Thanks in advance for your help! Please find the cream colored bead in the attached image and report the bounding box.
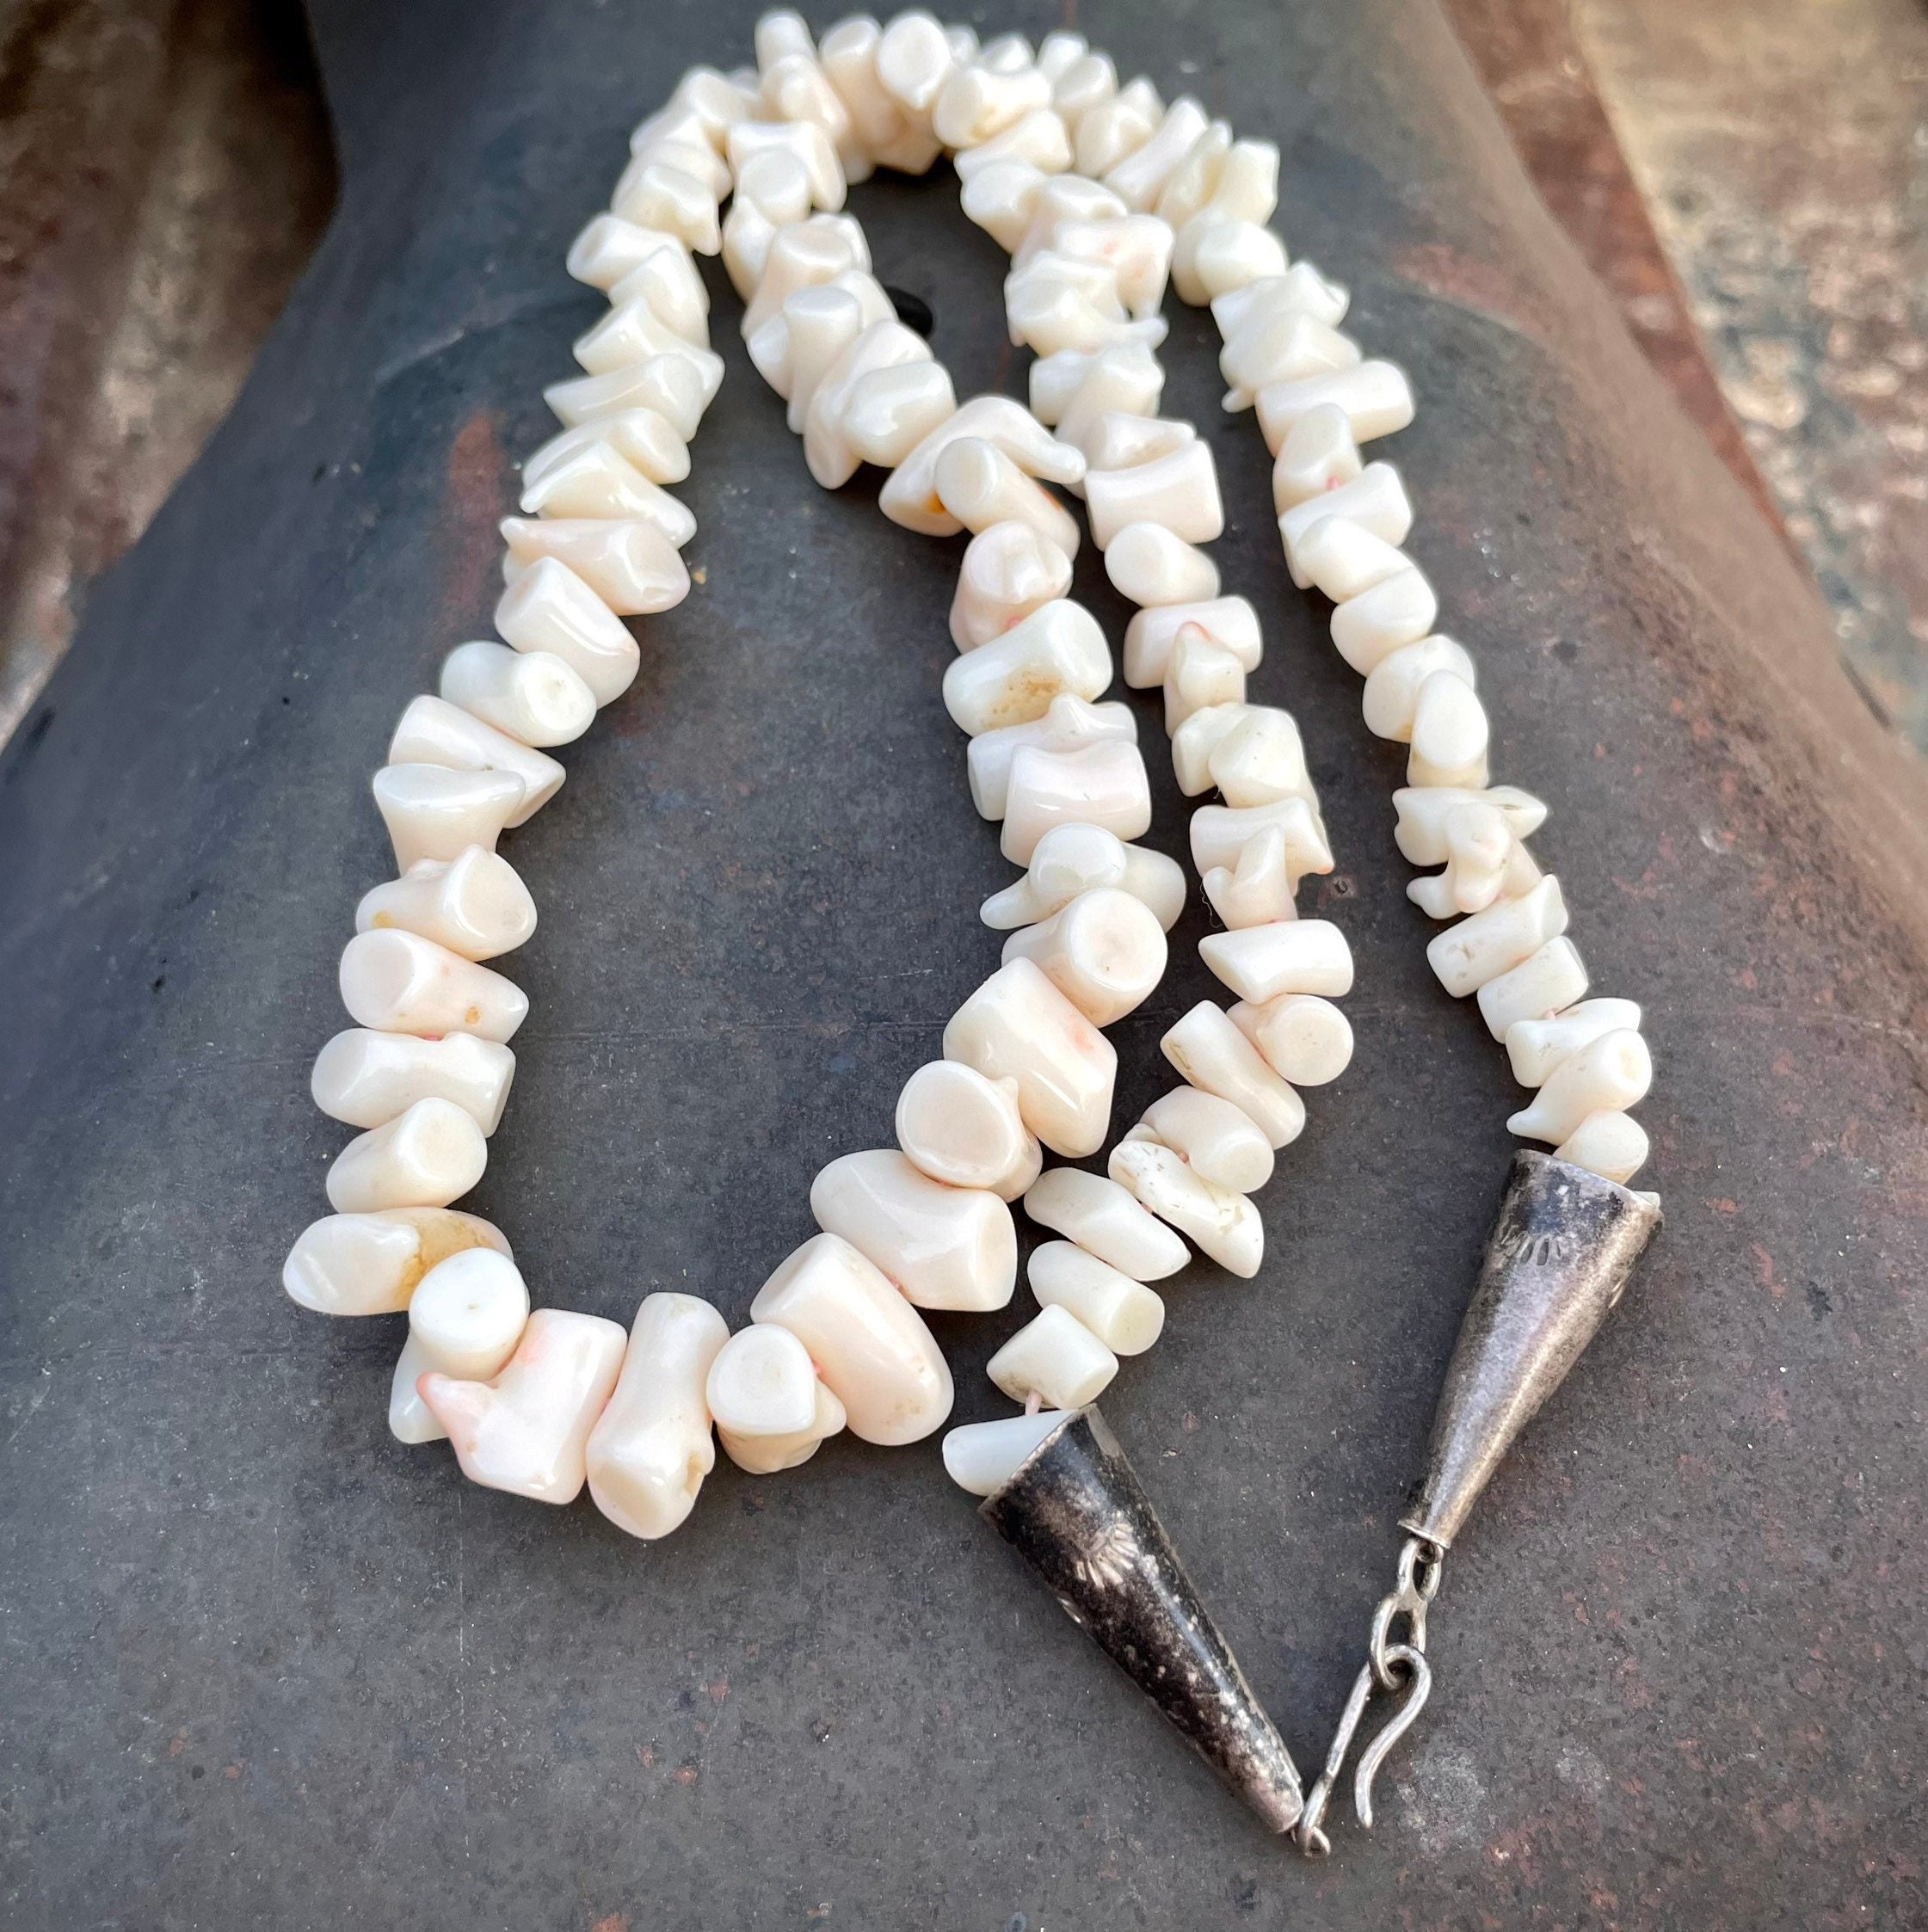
[1199,918,1353,1004]
[1392,784,1549,864]
[951,520,1075,649]
[706,1322,819,1438]
[804,320,937,487]
[988,1304,1118,1409]
[494,556,640,707]
[519,440,696,541]
[750,274,892,409]
[1553,1110,1651,1184]
[741,218,865,338]
[373,764,525,871]
[500,517,690,615]
[954,107,1072,181]
[960,157,1049,249]
[1476,936,1591,1040]
[727,118,847,212]
[1294,518,1410,604]
[355,847,535,961]
[1428,877,1569,998]
[1202,824,1295,928]
[585,1292,729,1538]
[978,820,1186,932]
[942,1409,1071,1495]
[1051,213,1173,317]
[1171,702,1249,795]
[544,350,722,440]
[1104,521,1220,608]
[566,213,688,292]
[1086,440,1223,549]
[440,641,595,748]
[1271,401,1363,510]
[1005,249,1167,358]
[810,1148,1018,1311]
[629,70,755,159]
[1080,412,1195,478]
[1037,28,1087,81]
[1027,1241,1165,1354]
[283,1207,508,1318]
[1001,740,1151,864]
[1408,674,1491,788]
[1508,1030,1653,1144]
[1222,310,1360,412]
[1330,567,1439,674]
[1280,466,1414,581]
[1022,1166,1189,1280]
[1103,96,1207,209]
[762,57,863,183]
[822,17,935,176]
[388,1246,531,1443]
[326,1097,487,1214]
[339,928,527,1043]
[1230,992,1355,1086]
[720,1381,848,1475]
[881,395,1084,535]
[1167,131,1276,234]
[1211,262,1351,340]
[388,698,563,828]
[1001,885,1167,1024]
[781,289,908,434]
[571,296,708,378]
[1140,1086,1273,1192]
[1208,705,1309,807]
[1173,219,1287,305]
[1164,625,1247,732]
[895,1060,1040,1196]
[750,1232,953,1444]
[1361,636,1475,742]
[934,435,1082,557]
[311,1029,515,1135]
[523,409,690,490]
[610,159,722,255]
[1189,794,1334,887]
[875,9,956,113]
[966,692,1136,818]
[1150,119,1229,228]
[1124,596,1261,686]
[1255,360,1416,455]
[933,58,1051,148]
[722,151,813,296]
[1074,78,1161,177]
[1506,999,1644,1086]
[943,957,1116,1158]
[1109,1137,1262,1278]
[1161,1000,1306,1148]
[607,243,711,345]
[1406,803,1527,920]
[1035,344,1163,446]
[1011,175,1128,267]
[422,1307,629,1502]
[841,359,958,470]
[940,598,1111,736]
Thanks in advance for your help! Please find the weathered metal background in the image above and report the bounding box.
[1,2,1925,1925]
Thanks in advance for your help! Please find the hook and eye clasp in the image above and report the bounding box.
[1296,1536,1444,1858]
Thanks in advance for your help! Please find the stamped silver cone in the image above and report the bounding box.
[1401,1150,1662,1550]
[979,1405,1303,1833]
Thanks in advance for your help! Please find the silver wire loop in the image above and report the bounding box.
[1295,1536,1445,1856]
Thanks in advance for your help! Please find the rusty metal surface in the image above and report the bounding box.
[1,0,1926,1924]
[1575,0,1928,749]
[0,0,335,742]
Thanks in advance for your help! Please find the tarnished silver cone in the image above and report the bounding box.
[979,1405,1303,1834]
[1402,1150,1662,1550]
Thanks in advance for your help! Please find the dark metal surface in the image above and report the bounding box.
[981,1406,1303,1834]
[3,0,1927,1924]
[1404,1151,1661,1548]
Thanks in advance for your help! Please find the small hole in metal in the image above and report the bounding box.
[884,285,935,336]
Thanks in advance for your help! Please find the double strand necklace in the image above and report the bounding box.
[281,10,1661,1854]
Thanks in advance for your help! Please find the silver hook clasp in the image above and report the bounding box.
[1295,1536,1444,1857]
